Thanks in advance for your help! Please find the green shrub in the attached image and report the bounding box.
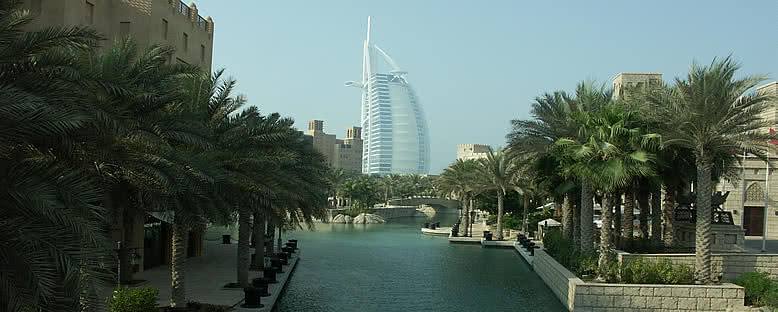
[620,259,694,285]
[735,272,778,307]
[106,286,158,312]
[486,215,497,225]
[543,229,598,277]
[503,215,522,230]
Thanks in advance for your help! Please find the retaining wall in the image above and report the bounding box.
[531,249,746,311]
[619,252,778,281]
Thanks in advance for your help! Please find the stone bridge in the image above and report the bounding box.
[387,197,460,213]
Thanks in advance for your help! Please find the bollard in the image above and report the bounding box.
[222,234,231,244]
[530,246,535,256]
[251,278,271,297]
[286,241,298,249]
[262,267,277,283]
[242,287,263,308]
[270,258,284,273]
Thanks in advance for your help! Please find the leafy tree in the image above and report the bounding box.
[643,57,775,283]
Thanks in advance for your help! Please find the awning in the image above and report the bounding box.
[538,218,561,226]
[147,211,175,224]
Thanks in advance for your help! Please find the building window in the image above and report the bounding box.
[86,1,94,24]
[31,0,42,14]
[200,44,205,63]
[119,22,130,38]
[162,19,169,39]
[182,33,188,52]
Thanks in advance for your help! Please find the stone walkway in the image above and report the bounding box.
[125,241,296,309]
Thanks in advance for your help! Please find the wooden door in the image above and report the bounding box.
[743,206,764,236]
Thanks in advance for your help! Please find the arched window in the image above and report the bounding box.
[745,182,764,202]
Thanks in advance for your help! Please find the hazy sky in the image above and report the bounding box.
[193,0,777,174]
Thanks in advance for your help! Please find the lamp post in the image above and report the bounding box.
[763,153,769,252]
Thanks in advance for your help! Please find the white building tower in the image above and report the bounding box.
[345,17,430,175]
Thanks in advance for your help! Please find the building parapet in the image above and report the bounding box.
[169,0,213,34]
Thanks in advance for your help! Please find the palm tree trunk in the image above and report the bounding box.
[580,182,594,252]
[277,224,282,254]
[236,205,251,287]
[561,194,573,240]
[495,190,505,240]
[662,184,676,247]
[251,212,265,270]
[111,184,134,284]
[651,186,662,245]
[462,195,470,236]
[522,195,530,234]
[266,220,275,255]
[170,213,187,307]
[695,161,714,284]
[469,198,475,237]
[598,191,615,276]
[571,193,581,246]
[637,188,650,239]
[622,188,635,249]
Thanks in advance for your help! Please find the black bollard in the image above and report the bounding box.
[251,278,271,297]
[270,258,284,273]
[263,267,277,283]
[222,234,231,244]
[242,287,263,308]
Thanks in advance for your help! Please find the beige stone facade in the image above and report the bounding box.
[612,72,663,99]
[456,144,490,161]
[717,155,778,239]
[305,120,363,173]
[21,0,214,72]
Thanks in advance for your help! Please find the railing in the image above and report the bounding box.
[178,0,190,17]
[197,15,206,27]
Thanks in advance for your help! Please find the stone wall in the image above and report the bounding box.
[619,252,778,281]
[531,249,746,311]
[573,283,744,311]
[532,249,576,310]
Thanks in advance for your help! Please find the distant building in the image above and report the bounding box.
[612,72,663,99]
[456,144,490,161]
[21,0,214,72]
[305,120,363,173]
[345,17,430,175]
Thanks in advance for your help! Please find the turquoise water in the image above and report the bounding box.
[277,215,566,312]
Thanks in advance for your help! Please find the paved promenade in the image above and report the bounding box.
[130,241,297,309]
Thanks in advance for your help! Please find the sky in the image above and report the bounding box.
[193,0,777,174]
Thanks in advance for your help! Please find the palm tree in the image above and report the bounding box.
[439,159,479,235]
[644,57,775,284]
[508,91,582,244]
[477,148,519,240]
[327,168,347,206]
[554,101,660,273]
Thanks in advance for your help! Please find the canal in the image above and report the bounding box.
[277,214,565,312]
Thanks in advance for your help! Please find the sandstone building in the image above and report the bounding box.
[305,120,363,173]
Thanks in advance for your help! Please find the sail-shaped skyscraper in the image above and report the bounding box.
[345,17,430,175]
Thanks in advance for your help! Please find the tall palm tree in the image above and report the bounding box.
[554,101,660,273]
[508,91,582,244]
[327,168,347,206]
[644,57,775,284]
[439,159,479,235]
[477,148,519,240]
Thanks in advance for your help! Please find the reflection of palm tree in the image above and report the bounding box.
[643,57,774,283]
